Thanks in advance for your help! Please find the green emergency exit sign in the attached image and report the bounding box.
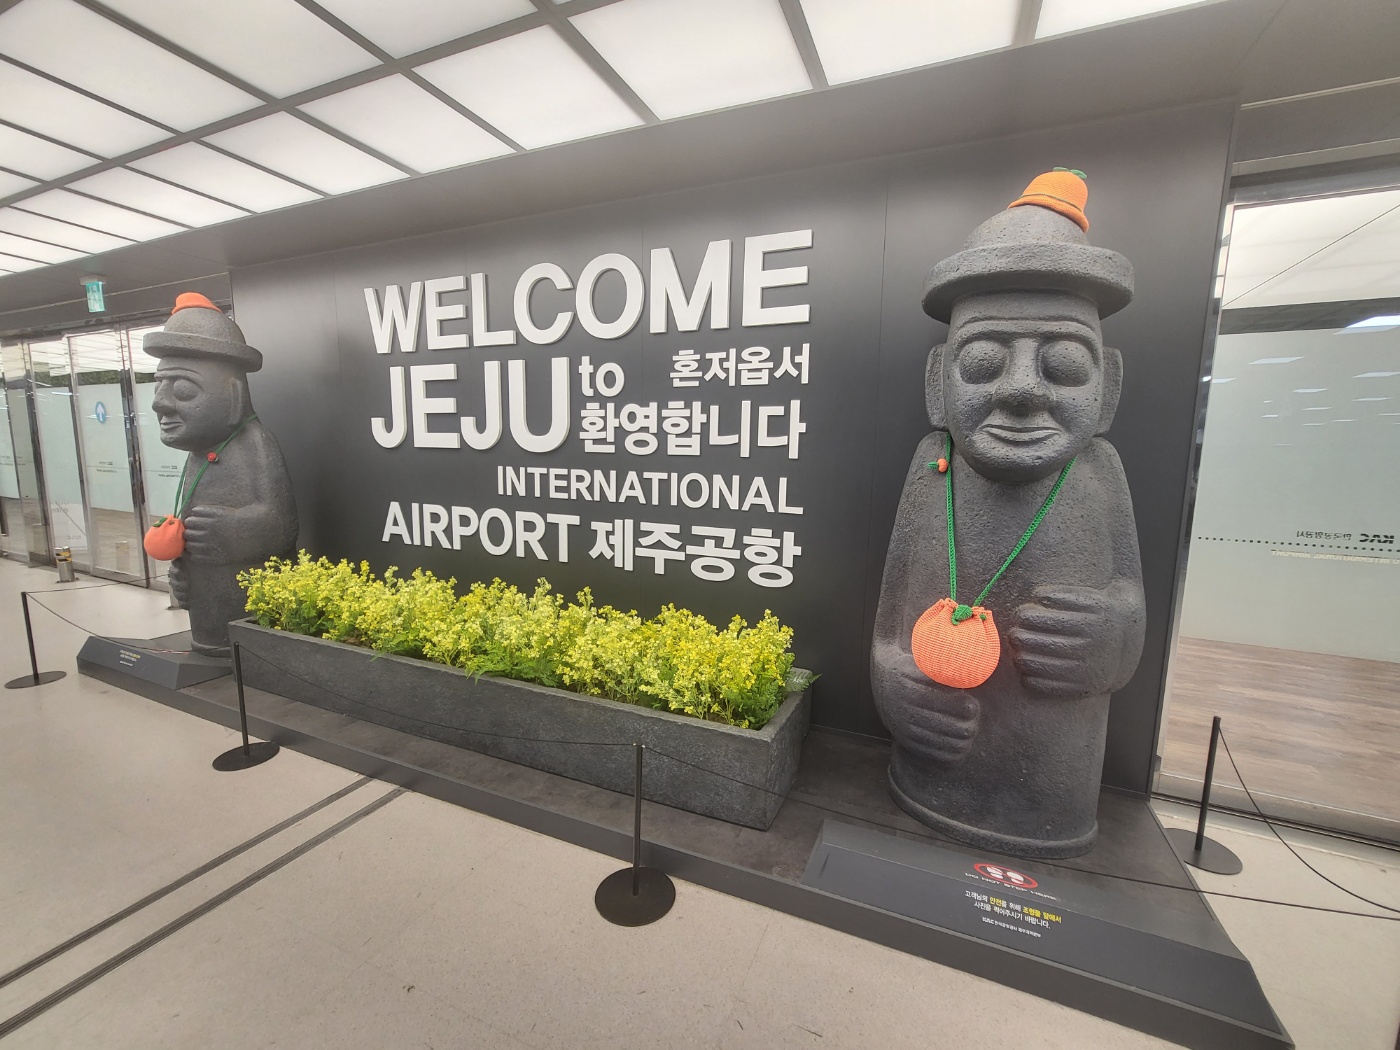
[83,279,105,313]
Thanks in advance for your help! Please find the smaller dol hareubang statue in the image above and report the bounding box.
[871,170,1146,859]
[142,293,297,655]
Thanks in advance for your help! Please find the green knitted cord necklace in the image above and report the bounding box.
[937,431,1074,622]
[162,414,258,523]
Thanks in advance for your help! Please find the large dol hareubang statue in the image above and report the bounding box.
[142,293,297,655]
[872,170,1146,859]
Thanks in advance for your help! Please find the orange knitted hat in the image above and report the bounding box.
[1009,168,1089,231]
[171,291,220,314]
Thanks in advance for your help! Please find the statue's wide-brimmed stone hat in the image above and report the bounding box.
[922,169,1134,323]
[144,292,263,372]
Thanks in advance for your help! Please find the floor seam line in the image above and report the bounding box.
[0,774,377,992]
[0,785,405,1040]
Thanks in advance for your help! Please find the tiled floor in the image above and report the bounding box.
[3,556,1399,1049]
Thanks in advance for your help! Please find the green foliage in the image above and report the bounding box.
[238,553,802,730]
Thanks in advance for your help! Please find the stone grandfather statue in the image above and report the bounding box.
[142,292,297,655]
[871,170,1146,859]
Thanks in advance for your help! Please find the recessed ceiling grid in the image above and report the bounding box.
[0,0,1216,278]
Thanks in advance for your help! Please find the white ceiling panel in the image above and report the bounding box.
[300,75,513,172]
[0,0,260,130]
[416,26,643,150]
[571,0,810,120]
[317,0,535,59]
[15,188,186,241]
[0,231,85,263]
[0,124,95,181]
[800,0,1018,85]
[0,252,45,272]
[204,112,408,195]
[1037,0,1217,38]
[130,142,319,212]
[68,168,249,227]
[1223,191,1400,306]
[0,62,168,156]
[0,171,38,197]
[0,208,135,253]
[102,0,378,98]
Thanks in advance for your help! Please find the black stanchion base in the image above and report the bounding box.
[595,866,676,927]
[212,741,280,772]
[5,670,67,689]
[1165,827,1245,876]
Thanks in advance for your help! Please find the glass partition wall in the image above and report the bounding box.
[1158,178,1400,842]
[0,319,175,583]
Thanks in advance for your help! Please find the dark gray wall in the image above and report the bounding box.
[232,100,1234,793]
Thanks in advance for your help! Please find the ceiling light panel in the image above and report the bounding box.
[300,75,513,172]
[800,0,1018,85]
[204,113,408,195]
[0,124,95,181]
[1037,0,1215,38]
[130,143,319,212]
[16,189,186,241]
[0,231,85,264]
[316,0,536,59]
[101,0,378,98]
[0,0,259,130]
[67,168,248,227]
[0,172,37,198]
[416,26,644,150]
[0,62,167,156]
[0,208,135,254]
[571,0,810,120]
[0,252,45,272]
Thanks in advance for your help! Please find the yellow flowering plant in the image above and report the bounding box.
[238,554,811,730]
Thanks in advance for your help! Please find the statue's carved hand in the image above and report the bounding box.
[874,647,981,763]
[180,506,233,562]
[168,558,189,608]
[1008,585,1130,699]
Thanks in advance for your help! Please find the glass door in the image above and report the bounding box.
[1158,180,1400,841]
[28,337,90,571]
[71,330,148,581]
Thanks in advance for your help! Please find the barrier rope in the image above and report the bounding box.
[23,593,1400,922]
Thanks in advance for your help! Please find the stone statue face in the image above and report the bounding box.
[944,290,1105,483]
[151,359,250,452]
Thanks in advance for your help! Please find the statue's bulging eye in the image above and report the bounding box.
[957,339,1007,384]
[1040,339,1094,386]
[171,378,202,402]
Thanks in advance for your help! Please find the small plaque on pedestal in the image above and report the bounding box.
[78,632,230,690]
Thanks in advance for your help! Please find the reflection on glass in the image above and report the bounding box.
[129,324,185,524]
[29,339,90,570]
[0,349,25,557]
[72,330,145,579]
[1,340,47,561]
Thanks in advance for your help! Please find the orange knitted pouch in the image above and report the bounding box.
[143,516,186,561]
[912,598,1001,689]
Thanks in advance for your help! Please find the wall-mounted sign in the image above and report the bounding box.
[83,279,105,314]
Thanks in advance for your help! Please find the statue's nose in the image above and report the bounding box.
[994,342,1050,415]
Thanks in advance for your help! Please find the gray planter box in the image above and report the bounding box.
[226,620,810,829]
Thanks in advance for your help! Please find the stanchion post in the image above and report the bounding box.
[596,740,675,926]
[234,641,251,758]
[1194,716,1222,854]
[211,641,280,771]
[5,592,67,689]
[632,742,643,895]
[1164,715,1244,876]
